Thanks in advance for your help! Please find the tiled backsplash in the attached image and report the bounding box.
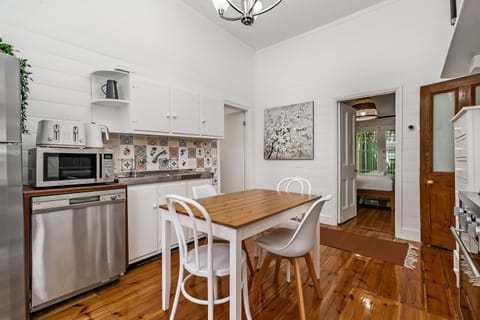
[106,134,218,182]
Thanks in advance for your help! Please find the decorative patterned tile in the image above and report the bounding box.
[168,137,179,147]
[147,136,160,146]
[134,145,147,158]
[179,138,187,147]
[169,147,178,159]
[135,157,147,171]
[179,159,188,169]
[120,145,134,159]
[196,158,204,168]
[196,148,204,158]
[202,141,210,148]
[120,135,133,145]
[188,148,196,158]
[187,139,196,147]
[211,140,217,148]
[159,158,170,171]
[121,159,133,171]
[205,148,211,158]
[157,146,169,158]
[204,157,212,168]
[134,135,147,145]
[187,158,196,169]
[159,136,168,146]
[178,147,188,159]
[211,148,217,158]
[169,158,179,170]
[147,146,158,158]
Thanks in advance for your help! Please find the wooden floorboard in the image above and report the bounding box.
[32,207,460,319]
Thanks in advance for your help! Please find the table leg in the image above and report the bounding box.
[229,230,242,320]
[162,215,172,311]
[314,224,320,278]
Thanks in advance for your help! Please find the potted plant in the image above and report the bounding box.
[0,37,32,134]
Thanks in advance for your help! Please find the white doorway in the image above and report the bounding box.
[337,90,402,238]
[220,105,246,193]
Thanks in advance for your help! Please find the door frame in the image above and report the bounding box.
[218,100,252,192]
[336,86,403,239]
[419,73,480,246]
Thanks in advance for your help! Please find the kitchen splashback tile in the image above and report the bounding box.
[211,140,217,148]
[169,147,178,159]
[168,137,179,147]
[196,148,204,158]
[179,158,188,169]
[169,158,179,170]
[134,145,147,158]
[196,158,204,168]
[147,136,159,145]
[159,158,170,171]
[135,157,147,171]
[120,135,133,145]
[133,135,147,145]
[159,136,168,146]
[188,148,196,158]
[120,145,134,159]
[179,138,187,147]
[179,147,188,159]
[121,159,134,171]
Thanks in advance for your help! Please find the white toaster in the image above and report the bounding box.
[36,120,86,147]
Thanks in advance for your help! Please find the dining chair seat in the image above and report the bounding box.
[185,243,245,277]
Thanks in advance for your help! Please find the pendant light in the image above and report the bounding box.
[353,97,378,121]
[211,0,283,26]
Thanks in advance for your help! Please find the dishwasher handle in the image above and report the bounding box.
[69,196,100,205]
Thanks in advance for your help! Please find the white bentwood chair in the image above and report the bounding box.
[192,184,255,275]
[166,194,252,320]
[250,195,332,320]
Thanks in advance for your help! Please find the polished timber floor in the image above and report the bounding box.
[33,206,460,319]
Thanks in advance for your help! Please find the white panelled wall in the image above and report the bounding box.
[253,0,453,241]
[0,0,457,241]
[0,0,254,179]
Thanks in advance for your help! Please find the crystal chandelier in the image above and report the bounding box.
[211,0,283,26]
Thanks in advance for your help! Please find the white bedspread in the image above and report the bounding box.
[357,174,393,191]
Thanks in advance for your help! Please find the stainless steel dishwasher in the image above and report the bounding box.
[30,189,126,311]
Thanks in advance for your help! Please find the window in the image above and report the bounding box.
[356,130,378,173]
[385,129,396,175]
[356,128,396,175]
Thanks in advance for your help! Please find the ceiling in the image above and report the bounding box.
[180,0,387,50]
[344,93,396,118]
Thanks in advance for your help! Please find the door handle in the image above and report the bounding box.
[426,180,434,185]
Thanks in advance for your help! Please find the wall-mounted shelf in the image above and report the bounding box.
[91,99,130,107]
[441,0,480,78]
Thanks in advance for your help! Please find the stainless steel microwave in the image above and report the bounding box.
[28,147,114,187]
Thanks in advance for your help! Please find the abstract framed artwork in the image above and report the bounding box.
[264,101,314,160]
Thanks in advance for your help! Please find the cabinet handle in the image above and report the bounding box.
[173,115,177,119]
[153,205,158,209]
[166,114,170,119]
[201,120,206,124]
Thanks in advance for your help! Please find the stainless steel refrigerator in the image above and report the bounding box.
[0,53,26,319]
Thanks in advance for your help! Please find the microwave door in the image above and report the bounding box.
[43,152,97,182]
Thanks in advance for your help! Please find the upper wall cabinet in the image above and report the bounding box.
[91,72,224,138]
[171,88,201,136]
[441,0,480,78]
[201,96,224,137]
[131,76,171,133]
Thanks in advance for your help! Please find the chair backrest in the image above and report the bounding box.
[166,194,214,273]
[278,195,332,257]
[192,184,217,199]
[276,177,312,195]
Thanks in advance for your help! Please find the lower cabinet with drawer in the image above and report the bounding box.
[127,179,212,264]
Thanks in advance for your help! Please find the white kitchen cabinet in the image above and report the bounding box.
[131,76,171,133]
[127,184,159,264]
[128,179,210,264]
[171,88,201,135]
[201,96,224,137]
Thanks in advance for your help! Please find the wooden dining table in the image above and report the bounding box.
[160,188,320,320]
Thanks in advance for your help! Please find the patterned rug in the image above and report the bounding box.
[319,227,419,269]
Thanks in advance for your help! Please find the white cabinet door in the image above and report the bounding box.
[201,96,224,137]
[131,76,171,133]
[127,184,159,263]
[157,181,189,247]
[171,88,201,135]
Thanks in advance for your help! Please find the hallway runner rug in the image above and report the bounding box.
[319,227,419,269]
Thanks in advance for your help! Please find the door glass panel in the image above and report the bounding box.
[433,91,455,172]
[476,85,480,105]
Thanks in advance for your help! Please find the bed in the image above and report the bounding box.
[356,172,395,214]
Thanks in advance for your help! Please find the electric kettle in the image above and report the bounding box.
[84,122,110,148]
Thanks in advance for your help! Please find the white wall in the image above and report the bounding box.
[253,0,453,241]
[0,0,254,174]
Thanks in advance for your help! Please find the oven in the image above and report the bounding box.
[452,191,480,320]
[28,147,114,187]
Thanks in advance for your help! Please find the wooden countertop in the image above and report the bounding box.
[23,182,127,197]
[160,188,320,228]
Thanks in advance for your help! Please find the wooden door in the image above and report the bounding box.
[420,74,480,250]
[338,102,357,223]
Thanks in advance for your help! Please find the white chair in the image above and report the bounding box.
[192,184,217,199]
[255,177,312,280]
[166,194,252,320]
[192,184,255,275]
[250,195,332,320]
